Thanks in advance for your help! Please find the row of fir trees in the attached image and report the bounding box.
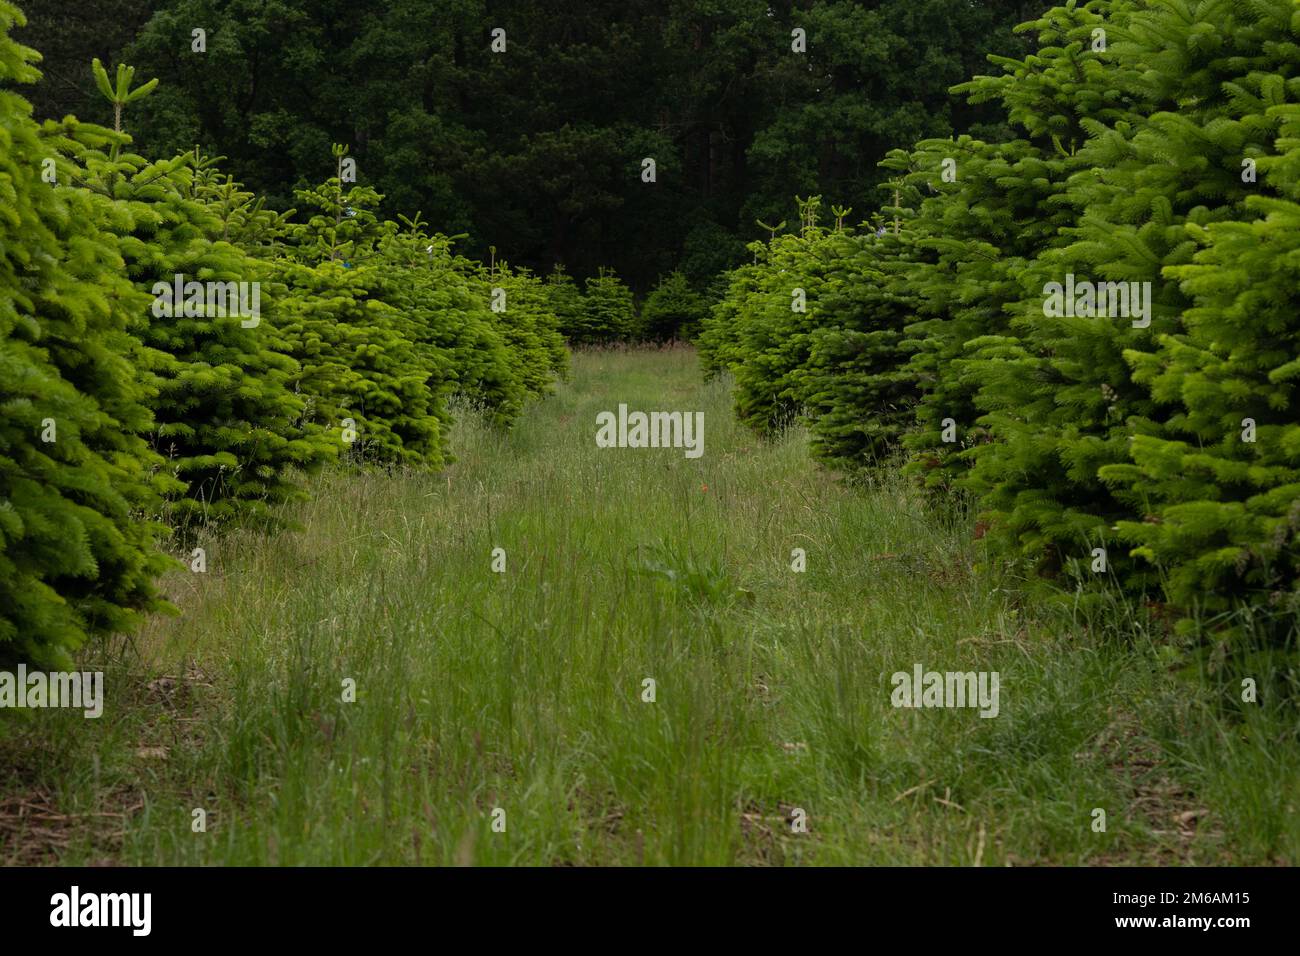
[1,4,573,667]
[700,0,1300,649]
[547,266,711,345]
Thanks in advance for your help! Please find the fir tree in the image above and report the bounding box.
[579,269,638,344]
[277,163,446,465]
[715,197,839,433]
[966,0,1299,594]
[640,272,709,343]
[544,265,588,343]
[63,62,337,530]
[374,222,523,428]
[465,251,568,399]
[801,194,922,467]
[697,240,769,378]
[1100,100,1300,636]
[901,0,1143,496]
[1,8,172,666]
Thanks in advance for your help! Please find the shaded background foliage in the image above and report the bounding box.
[16,0,1038,291]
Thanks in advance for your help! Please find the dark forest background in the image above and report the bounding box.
[17,0,1039,290]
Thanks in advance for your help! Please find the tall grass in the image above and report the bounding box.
[1,345,1295,865]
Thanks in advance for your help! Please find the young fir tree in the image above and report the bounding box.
[1098,100,1300,638]
[277,151,445,465]
[966,0,1298,596]
[800,177,923,467]
[579,268,638,344]
[65,61,337,530]
[464,250,568,399]
[899,0,1143,496]
[639,272,709,343]
[375,222,524,428]
[697,240,769,378]
[192,155,297,260]
[1,8,173,666]
[722,197,840,433]
[544,264,588,343]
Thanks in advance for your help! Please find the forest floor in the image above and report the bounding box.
[1,346,1295,865]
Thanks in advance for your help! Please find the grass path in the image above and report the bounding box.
[1,347,1294,864]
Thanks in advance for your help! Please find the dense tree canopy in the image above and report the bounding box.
[16,0,1038,290]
